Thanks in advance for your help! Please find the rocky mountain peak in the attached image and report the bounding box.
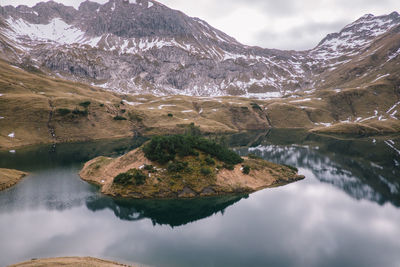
[0,1,399,97]
[78,0,101,12]
[389,11,400,18]
[310,12,400,67]
[317,12,400,49]
[1,1,78,24]
[78,0,195,39]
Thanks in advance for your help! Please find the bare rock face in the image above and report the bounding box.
[0,1,399,97]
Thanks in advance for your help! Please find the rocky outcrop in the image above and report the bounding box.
[79,148,304,199]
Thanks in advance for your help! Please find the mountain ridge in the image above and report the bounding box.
[0,1,399,98]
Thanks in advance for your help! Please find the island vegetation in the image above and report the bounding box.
[80,129,304,199]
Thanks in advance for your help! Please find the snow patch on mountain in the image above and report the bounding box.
[387,48,400,61]
[158,104,176,110]
[0,3,399,97]
[311,13,399,63]
[387,101,400,114]
[6,18,85,44]
[371,74,390,83]
[100,35,201,55]
[4,17,103,48]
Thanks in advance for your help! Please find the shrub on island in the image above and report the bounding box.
[114,169,146,185]
[142,134,243,165]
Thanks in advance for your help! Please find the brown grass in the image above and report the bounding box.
[311,119,400,135]
[0,168,28,191]
[1,58,399,151]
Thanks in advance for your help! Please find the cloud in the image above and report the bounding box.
[1,0,399,50]
[159,0,399,50]
[161,0,399,49]
[254,20,349,50]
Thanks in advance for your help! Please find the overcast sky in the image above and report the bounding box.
[1,0,399,50]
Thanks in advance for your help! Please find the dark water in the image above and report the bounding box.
[0,131,400,267]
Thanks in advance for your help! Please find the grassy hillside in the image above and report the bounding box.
[0,60,269,149]
[0,60,136,149]
[1,58,399,150]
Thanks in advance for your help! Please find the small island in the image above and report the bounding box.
[0,168,28,191]
[80,134,304,199]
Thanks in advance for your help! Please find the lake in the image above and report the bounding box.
[0,130,399,267]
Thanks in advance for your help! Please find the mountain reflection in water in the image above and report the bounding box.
[0,130,400,267]
[234,130,400,207]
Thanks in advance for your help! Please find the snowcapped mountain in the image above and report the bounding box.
[306,12,400,89]
[0,1,399,97]
[312,12,400,60]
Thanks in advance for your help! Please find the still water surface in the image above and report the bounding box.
[0,131,399,267]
